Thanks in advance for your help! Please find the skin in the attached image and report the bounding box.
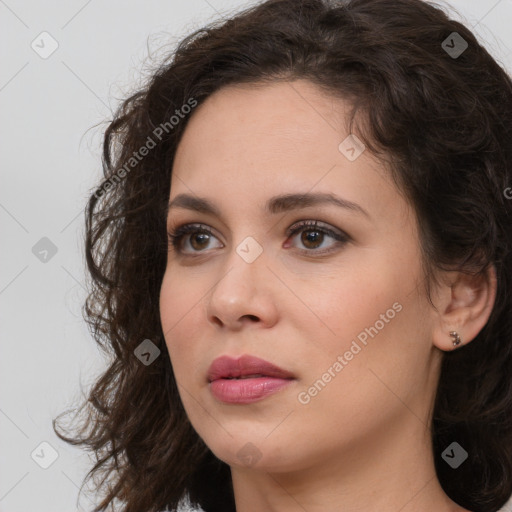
[159,79,497,512]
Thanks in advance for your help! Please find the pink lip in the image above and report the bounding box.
[207,355,295,404]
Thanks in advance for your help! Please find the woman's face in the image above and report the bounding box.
[159,79,443,472]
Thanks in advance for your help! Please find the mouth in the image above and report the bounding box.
[207,354,295,382]
[207,354,296,404]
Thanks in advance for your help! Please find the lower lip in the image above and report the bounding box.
[209,377,294,404]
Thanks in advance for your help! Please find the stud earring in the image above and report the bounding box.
[449,331,462,347]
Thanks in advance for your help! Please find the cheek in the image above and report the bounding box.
[315,242,423,344]
[295,265,400,349]
[159,271,203,380]
[299,272,433,417]
[292,251,428,389]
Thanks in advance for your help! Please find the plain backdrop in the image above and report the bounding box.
[1,1,512,511]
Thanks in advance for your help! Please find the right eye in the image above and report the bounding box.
[167,223,223,254]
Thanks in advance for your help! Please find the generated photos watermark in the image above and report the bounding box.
[94,97,198,199]
[297,301,403,405]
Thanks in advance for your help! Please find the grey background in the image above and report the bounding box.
[1,0,512,510]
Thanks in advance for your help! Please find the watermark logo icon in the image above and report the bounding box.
[442,32,468,59]
[236,236,263,263]
[31,441,59,469]
[338,134,366,161]
[134,339,161,366]
[31,32,59,59]
[32,237,58,263]
[441,441,468,468]
[236,442,262,467]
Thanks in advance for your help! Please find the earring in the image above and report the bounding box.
[449,331,462,347]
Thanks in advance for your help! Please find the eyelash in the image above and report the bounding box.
[167,220,349,257]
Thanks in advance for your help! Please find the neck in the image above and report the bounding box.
[230,412,467,512]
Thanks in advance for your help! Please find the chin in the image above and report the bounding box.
[202,433,308,473]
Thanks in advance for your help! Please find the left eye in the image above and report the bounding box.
[285,220,349,254]
[167,220,349,256]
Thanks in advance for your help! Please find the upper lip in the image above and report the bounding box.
[207,354,295,382]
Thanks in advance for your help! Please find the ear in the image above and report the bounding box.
[431,264,497,352]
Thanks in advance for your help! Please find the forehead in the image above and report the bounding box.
[176,80,350,158]
[170,80,411,227]
[173,80,358,184]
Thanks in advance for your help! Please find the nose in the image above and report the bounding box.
[206,243,279,330]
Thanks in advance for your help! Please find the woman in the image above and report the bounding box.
[53,0,512,511]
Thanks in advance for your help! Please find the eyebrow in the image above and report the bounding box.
[167,192,370,219]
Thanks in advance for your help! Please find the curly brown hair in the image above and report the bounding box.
[53,0,512,511]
